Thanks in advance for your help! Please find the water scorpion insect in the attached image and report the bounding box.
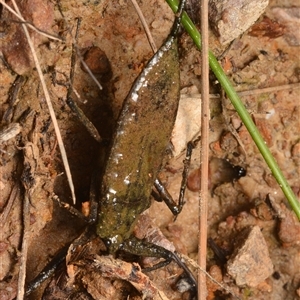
[26,0,197,297]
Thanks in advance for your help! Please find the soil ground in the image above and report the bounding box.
[0,0,299,299]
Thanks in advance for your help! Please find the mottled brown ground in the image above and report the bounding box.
[0,0,299,299]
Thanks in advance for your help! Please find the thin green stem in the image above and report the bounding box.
[166,0,300,219]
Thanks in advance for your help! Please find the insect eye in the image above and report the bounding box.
[102,238,111,249]
[237,167,246,178]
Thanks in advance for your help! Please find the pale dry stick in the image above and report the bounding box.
[184,82,300,104]
[17,139,40,298]
[78,51,103,91]
[0,0,62,41]
[182,254,242,300]
[199,0,209,299]
[0,184,19,227]
[130,0,158,53]
[9,0,77,205]
[237,82,300,96]
[187,82,300,101]
[17,194,30,300]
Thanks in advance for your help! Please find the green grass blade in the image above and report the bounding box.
[166,0,300,219]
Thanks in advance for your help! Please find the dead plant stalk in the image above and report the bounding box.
[199,0,209,299]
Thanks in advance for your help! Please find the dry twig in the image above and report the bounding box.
[198,0,209,299]
[0,0,62,41]
[17,139,39,300]
[17,194,30,300]
[0,184,19,227]
[130,0,158,53]
[237,82,300,95]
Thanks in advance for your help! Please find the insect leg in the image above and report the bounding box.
[25,226,97,296]
[64,17,101,142]
[121,237,197,291]
[25,244,69,296]
[25,173,99,295]
[153,138,200,216]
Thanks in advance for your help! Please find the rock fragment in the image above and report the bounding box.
[227,225,273,287]
[209,0,269,44]
[82,46,112,81]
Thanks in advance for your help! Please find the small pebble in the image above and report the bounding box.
[82,46,112,80]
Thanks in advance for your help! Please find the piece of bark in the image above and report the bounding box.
[80,255,170,300]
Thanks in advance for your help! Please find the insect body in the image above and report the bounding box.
[93,24,197,292]
[97,35,180,254]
